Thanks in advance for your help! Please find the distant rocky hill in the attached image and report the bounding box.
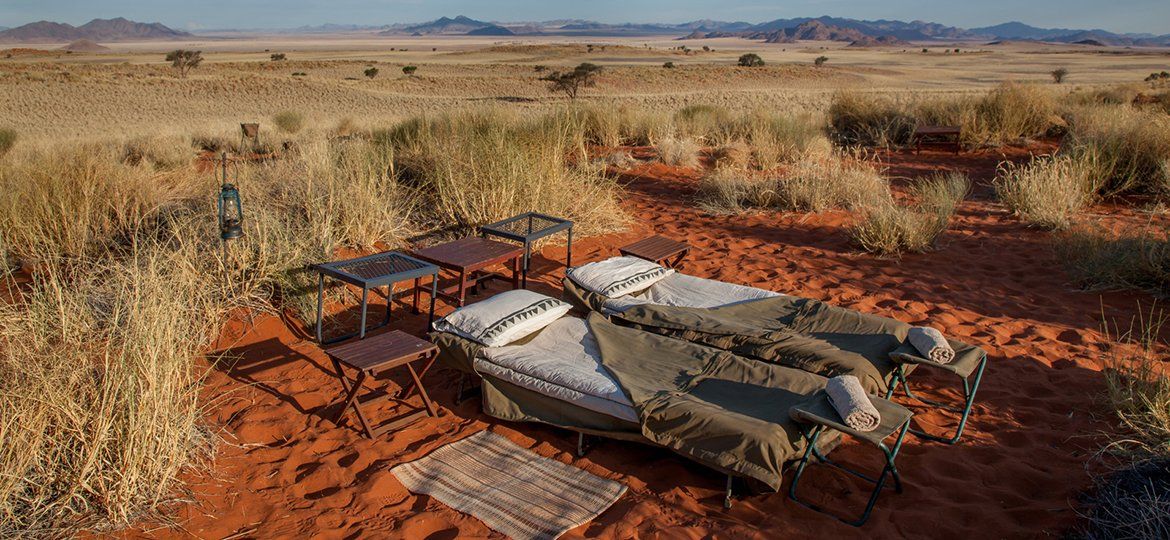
[0,17,189,43]
[383,16,491,35]
[60,39,110,52]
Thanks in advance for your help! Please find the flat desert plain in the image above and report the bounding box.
[3,34,1169,539]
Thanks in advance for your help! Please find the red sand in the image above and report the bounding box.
[149,147,1157,538]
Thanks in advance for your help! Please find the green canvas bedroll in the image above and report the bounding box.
[563,274,988,443]
[434,314,855,491]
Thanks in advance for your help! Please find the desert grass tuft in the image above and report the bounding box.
[1078,305,1170,539]
[697,152,890,214]
[1054,226,1170,294]
[994,154,1098,229]
[1063,106,1170,196]
[0,128,16,156]
[272,110,306,134]
[851,172,970,255]
[656,135,701,168]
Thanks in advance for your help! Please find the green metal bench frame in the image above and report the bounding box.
[885,354,987,444]
[787,418,911,526]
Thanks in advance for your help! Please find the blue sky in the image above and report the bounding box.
[2,0,1168,35]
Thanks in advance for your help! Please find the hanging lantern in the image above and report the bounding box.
[216,152,244,241]
[218,184,244,240]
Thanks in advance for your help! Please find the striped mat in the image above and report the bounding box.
[391,430,627,540]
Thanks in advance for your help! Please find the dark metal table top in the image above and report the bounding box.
[412,237,523,270]
[311,251,438,288]
[479,212,573,243]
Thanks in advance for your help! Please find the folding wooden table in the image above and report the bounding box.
[619,235,691,269]
[412,237,523,307]
[325,330,439,439]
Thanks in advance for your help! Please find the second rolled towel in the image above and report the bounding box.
[908,326,956,365]
[825,375,880,432]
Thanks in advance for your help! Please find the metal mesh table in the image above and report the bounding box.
[478,212,573,288]
[311,251,439,344]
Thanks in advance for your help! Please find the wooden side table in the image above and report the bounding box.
[412,237,523,307]
[326,330,440,439]
[619,235,691,269]
[912,125,962,155]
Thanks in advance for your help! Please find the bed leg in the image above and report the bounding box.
[576,432,589,458]
[724,475,734,510]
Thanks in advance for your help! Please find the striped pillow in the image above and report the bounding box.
[568,256,674,298]
[434,290,572,347]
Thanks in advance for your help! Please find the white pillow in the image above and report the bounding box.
[567,256,675,298]
[433,290,572,347]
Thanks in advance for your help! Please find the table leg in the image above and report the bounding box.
[406,360,438,417]
[566,226,573,268]
[428,274,438,328]
[315,273,325,343]
[332,360,376,437]
[511,256,520,289]
[397,355,438,401]
[359,287,370,339]
[457,268,467,307]
[384,284,393,326]
[522,240,530,289]
[412,277,421,315]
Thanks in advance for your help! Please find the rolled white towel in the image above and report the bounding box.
[908,326,955,365]
[825,375,880,432]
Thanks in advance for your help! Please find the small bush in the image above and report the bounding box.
[0,128,15,156]
[828,91,916,147]
[1055,227,1170,294]
[663,61,675,69]
[272,110,305,134]
[814,56,829,67]
[994,154,1098,229]
[270,53,286,61]
[1063,106,1170,196]
[738,53,764,67]
[402,65,418,76]
[851,172,969,255]
[656,135,700,167]
[674,104,734,145]
[1080,458,1170,539]
[364,67,379,79]
[1051,67,1069,84]
[697,153,890,214]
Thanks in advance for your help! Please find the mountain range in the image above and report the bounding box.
[0,15,1166,47]
[0,17,190,42]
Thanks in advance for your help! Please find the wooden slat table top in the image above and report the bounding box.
[619,235,690,262]
[326,330,437,373]
[412,237,523,271]
[913,125,961,136]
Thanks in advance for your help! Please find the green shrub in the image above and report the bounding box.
[0,128,15,156]
[738,53,764,67]
[272,110,305,134]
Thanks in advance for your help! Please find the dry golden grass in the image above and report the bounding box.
[994,154,1098,230]
[851,172,970,256]
[1063,106,1170,196]
[697,150,889,214]
[656,135,701,168]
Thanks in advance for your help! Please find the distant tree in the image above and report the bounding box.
[364,66,379,79]
[702,45,710,52]
[954,48,960,53]
[270,53,287,61]
[1051,67,1069,84]
[541,62,602,100]
[922,48,929,53]
[738,53,764,67]
[165,49,203,79]
[814,55,829,67]
[663,61,675,69]
[402,65,418,76]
